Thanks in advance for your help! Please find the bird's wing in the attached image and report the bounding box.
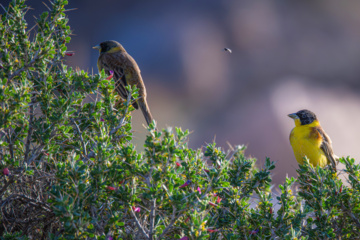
[99,54,128,97]
[99,52,139,109]
[316,127,337,170]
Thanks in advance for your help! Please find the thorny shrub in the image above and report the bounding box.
[1,1,360,239]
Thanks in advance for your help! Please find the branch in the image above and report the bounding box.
[8,50,41,81]
[27,145,45,165]
[149,198,156,240]
[159,180,216,238]
[109,90,132,136]
[70,118,87,156]
[6,128,14,160]
[159,205,182,239]
[24,95,36,163]
[341,201,360,229]
[0,175,15,197]
[130,207,149,239]
[81,142,96,162]
[9,194,53,213]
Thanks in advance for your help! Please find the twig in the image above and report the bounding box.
[70,118,87,156]
[6,128,14,160]
[341,201,360,228]
[81,142,96,162]
[27,145,45,165]
[159,205,184,239]
[226,149,237,161]
[8,50,41,81]
[130,207,149,239]
[109,90,132,136]
[0,175,15,197]
[108,111,127,135]
[8,194,53,212]
[24,95,36,163]
[149,198,156,240]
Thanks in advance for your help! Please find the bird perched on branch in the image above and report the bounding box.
[93,40,153,125]
[288,109,337,171]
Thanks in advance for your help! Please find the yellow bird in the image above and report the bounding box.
[93,40,153,125]
[288,109,337,170]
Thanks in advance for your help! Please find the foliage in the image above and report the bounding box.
[1,1,360,239]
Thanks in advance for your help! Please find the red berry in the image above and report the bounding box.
[132,206,140,212]
[106,70,114,80]
[179,237,189,240]
[3,168,9,176]
[209,202,217,207]
[179,180,191,188]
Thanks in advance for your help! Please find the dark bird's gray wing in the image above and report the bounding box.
[98,53,139,109]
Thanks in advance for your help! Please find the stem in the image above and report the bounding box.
[71,118,87,156]
[109,90,132,136]
[130,207,149,239]
[8,50,40,82]
[7,128,14,160]
[0,175,15,197]
[24,94,35,163]
[149,198,156,240]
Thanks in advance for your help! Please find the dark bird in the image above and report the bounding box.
[288,109,338,171]
[93,40,153,125]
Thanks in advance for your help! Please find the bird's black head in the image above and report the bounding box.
[288,109,318,125]
[93,40,124,53]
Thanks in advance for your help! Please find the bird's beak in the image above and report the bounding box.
[92,45,100,50]
[288,113,298,119]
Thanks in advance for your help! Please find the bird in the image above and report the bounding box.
[223,48,232,53]
[93,40,153,125]
[288,109,337,171]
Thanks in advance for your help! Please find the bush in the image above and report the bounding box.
[1,1,360,239]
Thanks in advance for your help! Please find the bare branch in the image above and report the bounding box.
[70,118,87,156]
[130,207,149,239]
[341,201,360,229]
[81,142,96,162]
[109,90,132,136]
[8,194,53,213]
[149,198,156,240]
[0,175,15,197]
[27,145,45,165]
[6,128,14,160]
[24,95,36,163]
[159,205,183,239]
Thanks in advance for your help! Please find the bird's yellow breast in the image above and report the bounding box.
[289,120,328,167]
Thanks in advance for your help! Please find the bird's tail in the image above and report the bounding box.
[138,99,154,126]
[329,154,338,172]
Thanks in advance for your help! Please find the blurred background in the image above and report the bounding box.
[4,0,360,184]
